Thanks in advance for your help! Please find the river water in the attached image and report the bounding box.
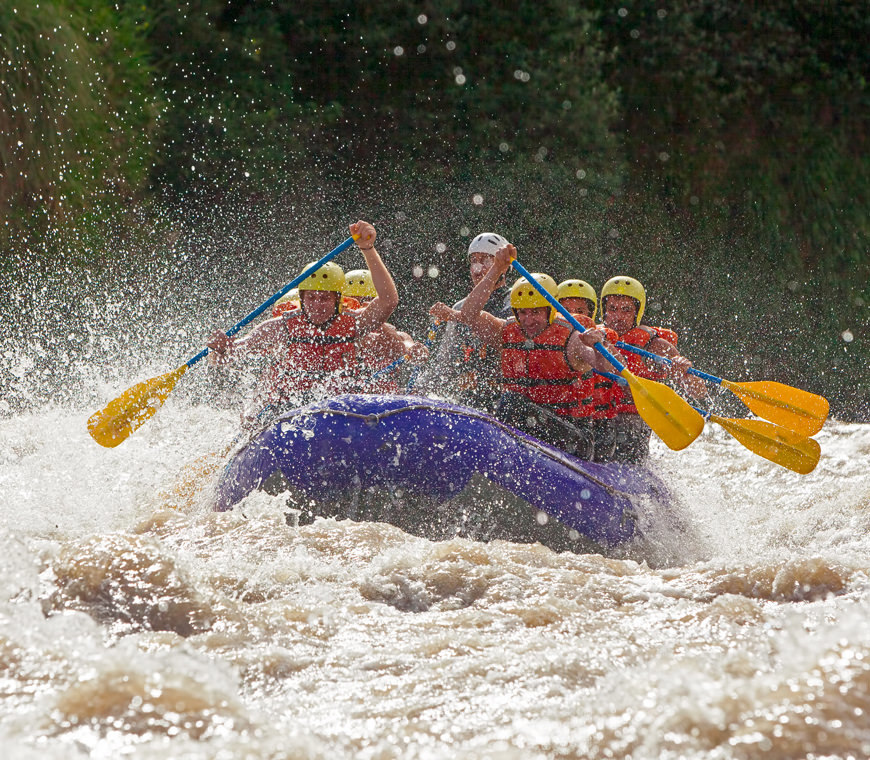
[2,268,870,759]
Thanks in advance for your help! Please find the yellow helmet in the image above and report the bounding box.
[557,279,597,320]
[297,261,345,314]
[510,273,558,322]
[342,269,376,299]
[297,261,345,293]
[600,276,646,325]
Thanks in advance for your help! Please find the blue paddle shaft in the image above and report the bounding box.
[187,236,356,368]
[510,260,627,373]
[614,341,721,385]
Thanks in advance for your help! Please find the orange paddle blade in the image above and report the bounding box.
[711,414,821,474]
[88,365,188,448]
[720,380,829,437]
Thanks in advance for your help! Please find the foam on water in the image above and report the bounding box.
[1,395,869,758]
[2,259,869,758]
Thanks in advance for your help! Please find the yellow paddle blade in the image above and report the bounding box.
[87,365,189,448]
[621,369,705,451]
[711,414,821,474]
[720,380,829,437]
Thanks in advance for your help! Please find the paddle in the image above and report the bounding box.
[88,236,358,448]
[511,260,705,451]
[703,411,821,474]
[597,370,820,473]
[613,341,829,437]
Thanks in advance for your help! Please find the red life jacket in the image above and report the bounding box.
[607,325,679,415]
[267,310,361,401]
[272,302,299,318]
[569,314,620,419]
[500,317,590,417]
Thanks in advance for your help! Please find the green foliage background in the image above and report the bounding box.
[2,0,867,417]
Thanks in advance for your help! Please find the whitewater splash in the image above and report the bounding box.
[1,392,869,758]
[2,249,868,758]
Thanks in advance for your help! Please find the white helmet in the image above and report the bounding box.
[468,232,509,256]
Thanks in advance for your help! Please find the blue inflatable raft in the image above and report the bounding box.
[213,394,675,551]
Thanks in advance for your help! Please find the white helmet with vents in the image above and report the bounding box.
[468,232,509,256]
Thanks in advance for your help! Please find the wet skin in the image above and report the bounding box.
[515,306,551,338]
[470,252,496,287]
[558,297,593,319]
[301,290,341,326]
[603,294,639,336]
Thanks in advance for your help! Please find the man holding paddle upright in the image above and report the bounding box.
[206,220,399,427]
[416,232,514,411]
[459,243,619,458]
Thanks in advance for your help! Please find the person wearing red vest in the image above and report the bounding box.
[557,279,619,461]
[206,220,399,428]
[600,275,706,462]
[459,244,617,459]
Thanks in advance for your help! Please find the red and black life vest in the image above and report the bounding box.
[500,317,591,417]
[267,310,361,400]
[608,325,678,415]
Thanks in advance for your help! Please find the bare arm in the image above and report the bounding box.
[206,317,286,366]
[649,336,707,398]
[566,328,614,374]
[428,302,461,323]
[458,244,515,347]
[351,220,399,339]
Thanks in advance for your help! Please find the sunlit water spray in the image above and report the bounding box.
[2,244,869,759]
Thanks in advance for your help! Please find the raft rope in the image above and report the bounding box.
[271,402,638,499]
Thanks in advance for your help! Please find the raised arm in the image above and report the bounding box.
[351,220,399,339]
[458,244,515,346]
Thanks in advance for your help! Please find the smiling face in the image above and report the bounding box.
[301,290,340,326]
[603,294,639,336]
[515,307,551,338]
